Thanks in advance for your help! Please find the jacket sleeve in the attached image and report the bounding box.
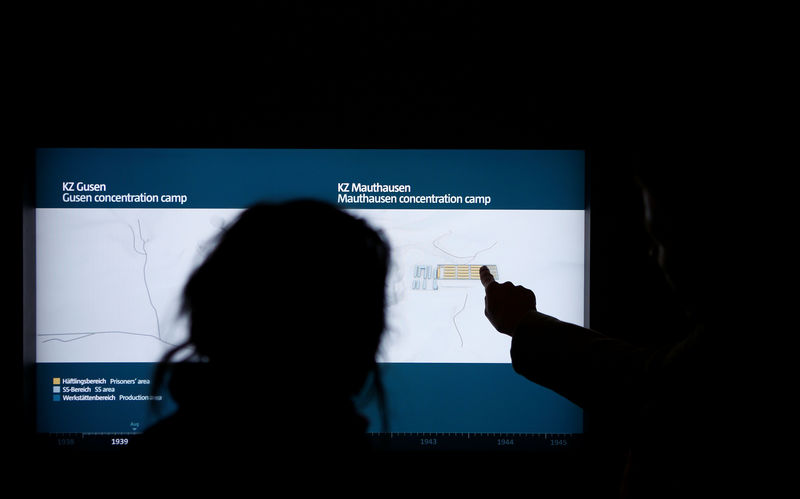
[509,311,700,412]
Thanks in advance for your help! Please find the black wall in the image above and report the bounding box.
[10,4,739,493]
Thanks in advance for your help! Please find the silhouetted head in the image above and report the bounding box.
[634,150,721,322]
[175,200,390,399]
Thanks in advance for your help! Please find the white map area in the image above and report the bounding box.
[36,208,584,363]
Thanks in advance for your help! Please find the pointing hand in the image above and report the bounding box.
[480,266,536,337]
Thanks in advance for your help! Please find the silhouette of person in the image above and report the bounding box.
[480,159,731,497]
[142,200,390,467]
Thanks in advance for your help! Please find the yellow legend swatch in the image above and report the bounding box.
[437,264,498,281]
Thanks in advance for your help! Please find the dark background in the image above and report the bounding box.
[8,3,746,493]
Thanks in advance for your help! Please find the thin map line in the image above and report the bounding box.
[135,220,162,339]
[452,292,468,348]
[38,331,178,347]
[433,231,497,262]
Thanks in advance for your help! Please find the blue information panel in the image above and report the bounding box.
[34,148,586,449]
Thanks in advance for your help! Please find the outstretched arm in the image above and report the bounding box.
[480,266,670,411]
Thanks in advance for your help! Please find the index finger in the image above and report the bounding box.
[480,265,496,288]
